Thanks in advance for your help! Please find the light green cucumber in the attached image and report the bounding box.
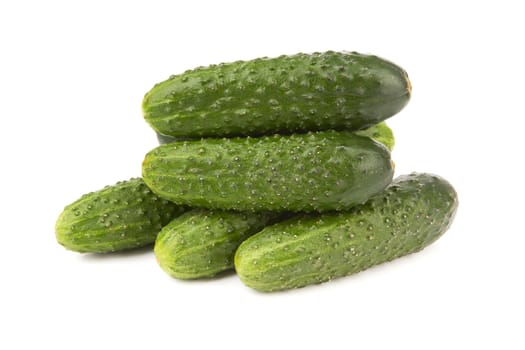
[234,173,458,292]
[354,122,395,152]
[142,130,394,212]
[154,209,283,279]
[55,178,187,253]
[143,51,411,138]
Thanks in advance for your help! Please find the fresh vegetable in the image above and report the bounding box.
[142,130,394,212]
[143,51,411,138]
[234,173,458,292]
[155,209,283,279]
[55,178,187,253]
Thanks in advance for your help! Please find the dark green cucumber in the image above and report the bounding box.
[143,51,411,138]
[55,178,187,253]
[157,122,396,152]
[154,209,283,279]
[234,173,458,292]
[142,130,394,212]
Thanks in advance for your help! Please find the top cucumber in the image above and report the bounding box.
[143,51,411,138]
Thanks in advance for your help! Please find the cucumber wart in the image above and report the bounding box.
[143,51,411,138]
[234,173,458,292]
[142,130,394,212]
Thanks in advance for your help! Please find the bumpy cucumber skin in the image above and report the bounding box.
[55,178,187,253]
[234,173,458,292]
[156,122,396,151]
[143,51,411,138]
[154,209,282,279]
[142,130,394,212]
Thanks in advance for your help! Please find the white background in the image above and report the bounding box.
[1,1,523,349]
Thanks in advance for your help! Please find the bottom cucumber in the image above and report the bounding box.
[234,172,458,292]
[55,178,187,253]
[154,209,283,279]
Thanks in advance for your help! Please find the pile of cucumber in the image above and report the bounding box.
[56,51,458,292]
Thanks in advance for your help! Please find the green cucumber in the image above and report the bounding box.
[143,51,411,138]
[154,209,283,279]
[156,122,396,152]
[354,122,395,152]
[142,130,394,212]
[55,178,187,253]
[234,173,458,292]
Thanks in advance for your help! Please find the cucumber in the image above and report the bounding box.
[157,122,396,151]
[354,122,395,152]
[55,178,187,253]
[143,51,411,138]
[154,209,283,279]
[234,173,458,292]
[142,130,394,212]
